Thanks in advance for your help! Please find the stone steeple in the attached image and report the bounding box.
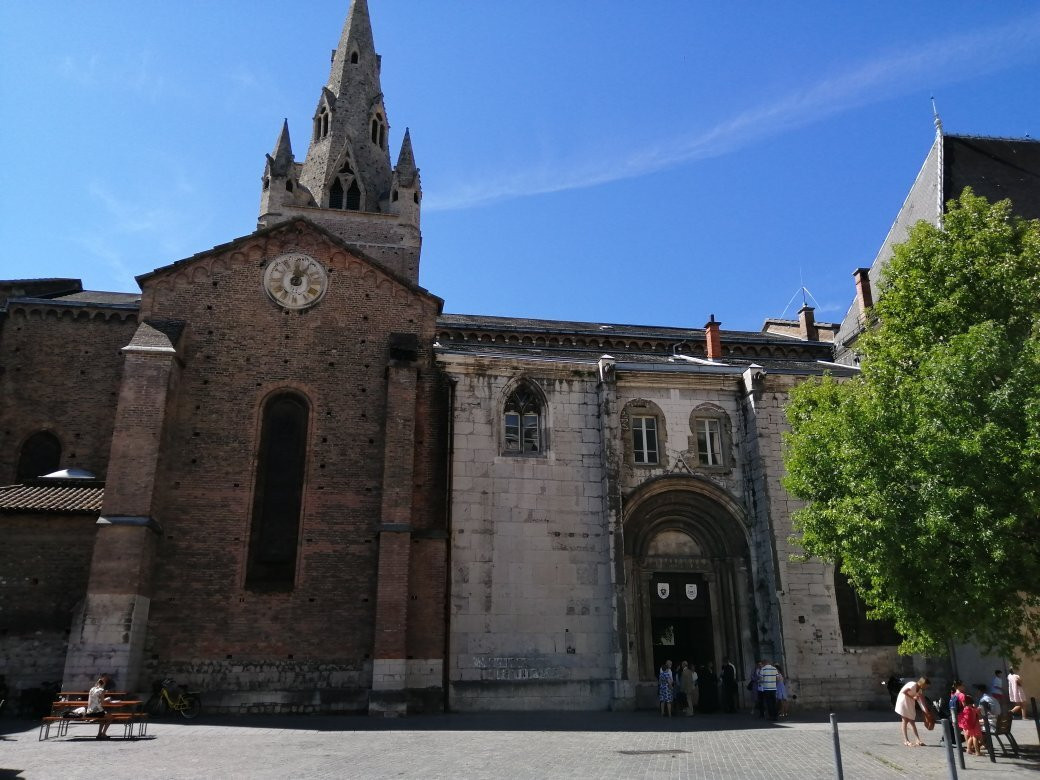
[297,0,392,214]
[256,0,422,282]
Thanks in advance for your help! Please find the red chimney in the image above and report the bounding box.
[798,304,819,341]
[853,268,873,313]
[705,314,722,360]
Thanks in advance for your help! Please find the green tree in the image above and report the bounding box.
[784,189,1040,657]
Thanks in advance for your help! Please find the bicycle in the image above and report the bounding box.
[145,678,201,719]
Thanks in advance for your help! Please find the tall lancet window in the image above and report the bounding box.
[503,383,544,455]
[328,158,361,211]
[246,392,309,590]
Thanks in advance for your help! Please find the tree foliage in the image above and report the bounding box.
[784,190,1040,658]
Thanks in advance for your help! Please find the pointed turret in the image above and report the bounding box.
[268,119,294,177]
[395,129,418,186]
[260,119,311,218]
[390,129,421,230]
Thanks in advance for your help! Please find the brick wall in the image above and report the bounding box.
[0,307,137,482]
[0,514,97,693]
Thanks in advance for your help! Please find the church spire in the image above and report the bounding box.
[258,0,422,283]
[328,0,378,96]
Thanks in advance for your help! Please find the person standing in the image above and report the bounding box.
[749,661,764,717]
[720,658,738,713]
[758,660,779,720]
[658,660,675,717]
[895,677,929,747]
[1007,668,1027,719]
[679,661,697,715]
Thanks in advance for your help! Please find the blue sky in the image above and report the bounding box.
[2,2,1039,331]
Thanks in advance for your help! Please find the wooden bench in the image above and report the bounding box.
[39,694,148,740]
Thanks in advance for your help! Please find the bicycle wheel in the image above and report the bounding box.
[145,694,165,716]
[179,695,201,719]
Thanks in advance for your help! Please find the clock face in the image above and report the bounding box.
[263,253,328,310]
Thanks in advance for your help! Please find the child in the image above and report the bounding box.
[957,694,982,756]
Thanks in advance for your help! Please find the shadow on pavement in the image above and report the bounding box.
[0,708,902,736]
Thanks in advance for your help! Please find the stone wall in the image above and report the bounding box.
[443,359,618,710]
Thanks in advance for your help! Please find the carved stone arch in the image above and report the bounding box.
[620,398,668,468]
[327,144,365,211]
[620,474,754,685]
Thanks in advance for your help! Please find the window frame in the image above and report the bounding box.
[502,382,546,456]
[631,415,659,465]
[621,399,667,468]
[688,404,732,472]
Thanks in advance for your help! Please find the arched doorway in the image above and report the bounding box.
[621,475,754,696]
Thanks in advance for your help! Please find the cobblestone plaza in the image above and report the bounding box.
[4,710,1038,779]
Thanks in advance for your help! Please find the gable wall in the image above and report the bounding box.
[130,224,445,710]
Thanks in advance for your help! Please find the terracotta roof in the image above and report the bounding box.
[0,482,104,514]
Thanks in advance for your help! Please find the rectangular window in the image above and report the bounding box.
[522,412,540,453]
[505,412,520,452]
[632,416,659,464]
[506,411,540,453]
[696,418,722,466]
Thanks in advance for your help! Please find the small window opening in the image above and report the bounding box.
[346,180,361,210]
[350,51,359,64]
[329,179,344,209]
[285,180,293,192]
[17,431,61,482]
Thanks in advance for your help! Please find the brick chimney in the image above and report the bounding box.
[705,314,722,360]
[853,267,873,313]
[798,304,819,341]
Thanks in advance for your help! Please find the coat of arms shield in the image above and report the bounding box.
[656,582,670,599]
[685,583,698,600]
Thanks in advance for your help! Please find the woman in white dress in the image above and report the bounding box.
[895,677,929,747]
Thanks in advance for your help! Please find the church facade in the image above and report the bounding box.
[3,1,1035,714]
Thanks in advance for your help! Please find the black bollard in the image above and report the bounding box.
[1032,696,1039,743]
[952,698,965,770]
[829,712,844,780]
[940,719,959,780]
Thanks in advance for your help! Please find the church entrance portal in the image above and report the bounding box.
[621,476,754,694]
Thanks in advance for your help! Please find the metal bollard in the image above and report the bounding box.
[952,699,965,770]
[941,718,958,780]
[829,712,844,780]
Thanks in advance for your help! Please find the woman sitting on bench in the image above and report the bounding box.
[86,675,112,740]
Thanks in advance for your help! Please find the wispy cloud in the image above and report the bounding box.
[426,12,1040,212]
[56,50,169,102]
